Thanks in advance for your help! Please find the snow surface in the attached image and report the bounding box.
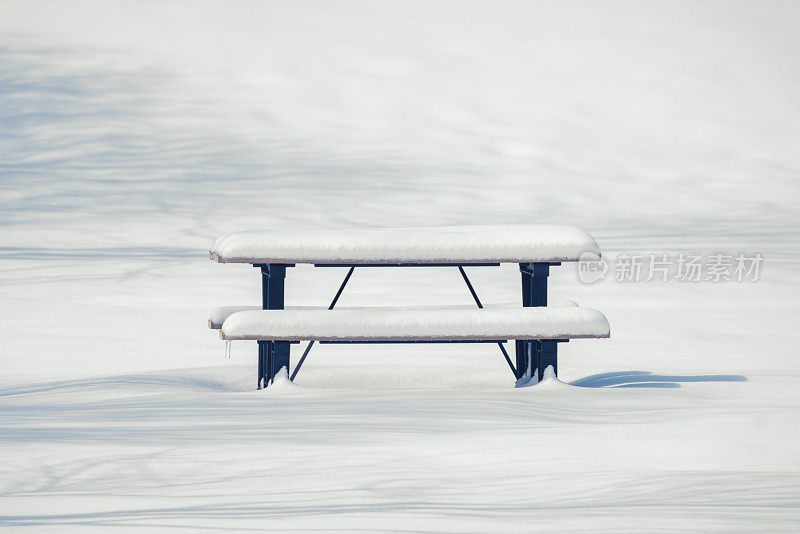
[2,0,800,531]
[220,306,610,341]
[208,305,264,329]
[210,224,600,263]
[209,300,579,329]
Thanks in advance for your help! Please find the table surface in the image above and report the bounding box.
[210,224,600,264]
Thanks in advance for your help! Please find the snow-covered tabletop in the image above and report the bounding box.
[210,224,599,264]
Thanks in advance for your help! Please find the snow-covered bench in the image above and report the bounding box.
[209,225,610,388]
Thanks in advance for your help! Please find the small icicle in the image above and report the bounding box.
[225,340,231,359]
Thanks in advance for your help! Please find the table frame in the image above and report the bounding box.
[252,262,563,389]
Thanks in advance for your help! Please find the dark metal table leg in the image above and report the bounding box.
[255,263,290,388]
[517,262,559,380]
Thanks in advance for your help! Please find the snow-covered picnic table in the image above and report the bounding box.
[209,225,609,389]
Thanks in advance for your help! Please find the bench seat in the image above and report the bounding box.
[218,305,609,342]
[210,224,599,264]
[208,301,581,330]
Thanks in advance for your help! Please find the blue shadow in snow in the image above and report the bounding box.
[570,371,747,389]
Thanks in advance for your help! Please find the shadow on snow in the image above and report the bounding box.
[570,371,747,389]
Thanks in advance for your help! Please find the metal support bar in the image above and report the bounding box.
[515,339,568,382]
[257,340,266,389]
[319,339,508,344]
[457,266,484,308]
[457,266,517,377]
[328,266,355,310]
[314,263,500,267]
[289,267,355,381]
[255,263,290,389]
[538,340,558,380]
[271,340,291,380]
[519,262,556,307]
[516,262,560,379]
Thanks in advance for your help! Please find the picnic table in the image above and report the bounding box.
[208,225,610,389]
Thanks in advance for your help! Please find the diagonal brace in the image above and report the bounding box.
[457,266,517,376]
[290,267,355,381]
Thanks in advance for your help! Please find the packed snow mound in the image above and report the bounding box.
[537,366,568,389]
[516,366,569,389]
[515,370,539,388]
[210,224,600,264]
[264,367,299,393]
